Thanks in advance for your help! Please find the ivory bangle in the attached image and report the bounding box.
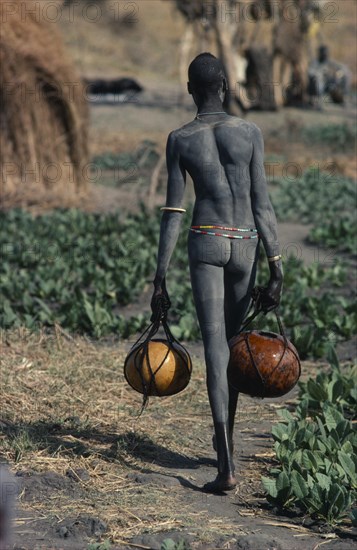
[268,254,282,262]
[160,207,186,213]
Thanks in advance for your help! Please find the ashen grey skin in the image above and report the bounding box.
[151,53,283,492]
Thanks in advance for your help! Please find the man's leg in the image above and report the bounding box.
[188,234,235,491]
[224,240,259,440]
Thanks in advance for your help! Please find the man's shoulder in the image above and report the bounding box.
[240,120,263,140]
[169,120,197,140]
[169,117,258,138]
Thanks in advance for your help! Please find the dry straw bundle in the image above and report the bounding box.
[0,0,88,208]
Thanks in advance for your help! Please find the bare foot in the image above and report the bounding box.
[203,473,237,493]
[212,434,234,453]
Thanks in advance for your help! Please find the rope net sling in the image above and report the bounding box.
[124,304,192,414]
[229,286,301,398]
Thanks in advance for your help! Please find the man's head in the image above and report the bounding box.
[187,53,226,99]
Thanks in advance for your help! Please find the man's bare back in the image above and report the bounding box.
[168,114,279,257]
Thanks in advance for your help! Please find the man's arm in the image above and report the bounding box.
[152,131,186,291]
[250,123,279,257]
[249,123,283,310]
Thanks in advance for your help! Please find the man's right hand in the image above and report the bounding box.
[259,276,283,313]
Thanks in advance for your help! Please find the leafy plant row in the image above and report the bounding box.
[1,206,356,354]
[273,170,356,253]
[302,123,356,152]
[298,351,357,421]
[92,141,159,171]
[262,350,357,526]
[255,256,355,358]
[0,208,159,338]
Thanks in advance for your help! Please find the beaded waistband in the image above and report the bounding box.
[189,225,259,240]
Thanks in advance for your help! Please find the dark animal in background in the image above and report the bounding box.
[84,78,143,96]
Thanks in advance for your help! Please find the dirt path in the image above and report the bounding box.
[10,395,356,550]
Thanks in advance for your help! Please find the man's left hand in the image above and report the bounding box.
[150,281,171,322]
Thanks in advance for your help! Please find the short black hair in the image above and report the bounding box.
[188,53,225,93]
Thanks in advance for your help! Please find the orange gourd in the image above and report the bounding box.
[228,330,301,398]
[124,339,192,397]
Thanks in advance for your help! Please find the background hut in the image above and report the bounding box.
[0,0,88,208]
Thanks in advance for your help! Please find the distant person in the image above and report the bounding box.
[151,53,283,492]
[308,45,351,108]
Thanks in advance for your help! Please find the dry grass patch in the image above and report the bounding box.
[0,328,227,544]
[1,328,315,546]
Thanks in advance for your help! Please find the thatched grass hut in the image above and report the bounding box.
[0,0,88,208]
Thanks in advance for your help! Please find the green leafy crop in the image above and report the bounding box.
[302,123,356,152]
[272,170,356,253]
[0,207,159,337]
[262,352,357,526]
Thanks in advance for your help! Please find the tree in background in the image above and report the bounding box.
[173,0,327,111]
